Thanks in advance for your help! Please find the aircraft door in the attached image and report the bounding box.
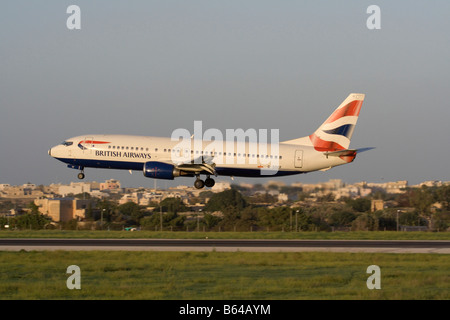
[294,150,303,168]
[83,137,94,155]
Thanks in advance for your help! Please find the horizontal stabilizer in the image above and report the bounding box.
[324,147,375,158]
[354,147,375,153]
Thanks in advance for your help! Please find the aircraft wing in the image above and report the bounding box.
[177,162,217,176]
[174,155,217,176]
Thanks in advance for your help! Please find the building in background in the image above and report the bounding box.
[100,179,121,191]
[34,198,94,222]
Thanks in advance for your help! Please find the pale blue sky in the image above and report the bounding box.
[1,1,449,187]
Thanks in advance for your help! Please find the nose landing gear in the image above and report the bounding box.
[77,168,85,180]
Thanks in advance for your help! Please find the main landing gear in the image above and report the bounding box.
[194,175,215,189]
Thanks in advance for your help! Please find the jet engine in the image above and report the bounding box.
[143,161,181,180]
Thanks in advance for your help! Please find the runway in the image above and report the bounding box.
[1,238,449,253]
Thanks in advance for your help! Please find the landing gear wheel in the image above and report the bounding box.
[194,179,205,189]
[205,177,215,188]
[77,172,85,180]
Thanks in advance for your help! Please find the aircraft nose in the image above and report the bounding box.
[48,147,53,157]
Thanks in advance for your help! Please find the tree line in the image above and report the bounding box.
[1,184,448,231]
[87,185,450,231]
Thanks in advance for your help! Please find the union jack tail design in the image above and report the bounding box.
[309,93,365,152]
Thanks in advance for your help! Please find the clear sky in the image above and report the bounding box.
[1,1,449,188]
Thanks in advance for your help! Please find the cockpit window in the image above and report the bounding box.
[61,141,73,146]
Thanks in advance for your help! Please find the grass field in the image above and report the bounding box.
[1,230,449,240]
[1,231,448,300]
[0,250,448,300]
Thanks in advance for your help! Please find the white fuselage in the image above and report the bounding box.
[48,93,367,188]
[49,134,348,178]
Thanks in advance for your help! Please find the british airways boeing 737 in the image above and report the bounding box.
[48,93,373,189]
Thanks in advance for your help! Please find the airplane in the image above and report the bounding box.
[48,93,373,189]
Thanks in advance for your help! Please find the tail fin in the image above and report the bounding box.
[310,93,365,151]
[283,93,365,151]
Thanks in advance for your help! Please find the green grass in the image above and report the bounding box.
[0,250,448,299]
[0,230,449,240]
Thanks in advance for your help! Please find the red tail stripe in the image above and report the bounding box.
[309,133,345,152]
[325,100,362,124]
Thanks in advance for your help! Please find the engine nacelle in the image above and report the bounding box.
[143,161,180,180]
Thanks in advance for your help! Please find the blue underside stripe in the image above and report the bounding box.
[56,158,303,178]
